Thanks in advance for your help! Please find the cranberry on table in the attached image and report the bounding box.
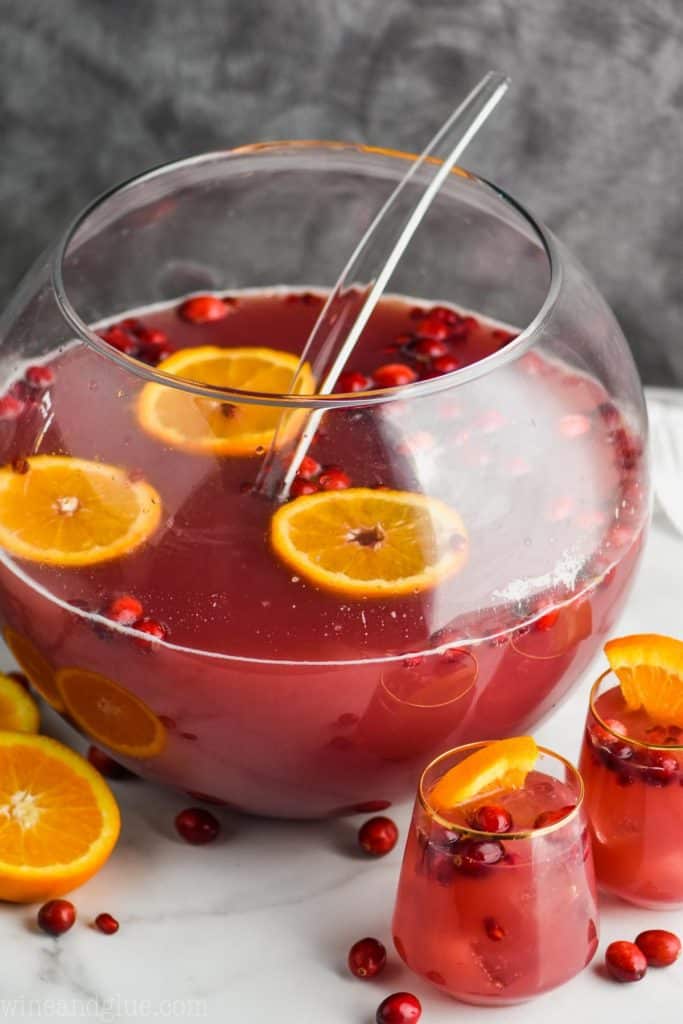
[94,912,120,935]
[471,804,512,834]
[37,899,76,936]
[373,363,418,388]
[177,294,234,323]
[174,807,221,845]
[605,940,648,982]
[347,936,387,979]
[635,929,681,967]
[358,816,399,857]
[376,991,422,1024]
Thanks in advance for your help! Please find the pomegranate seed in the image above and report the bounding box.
[635,929,681,967]
[533,805,575,829]
[432,354,460,374]
[376,992,421,1024]
[319,469,351,491]
[178,295,233,324]
[484,916,506,941]
[94,912,119,935]
[453,838,505,874]
[174,807,221,845]
[373,363,417,388]
[416,315,450,341]
[605,940,647,982]
[471,804,513,834]
[535,608,560,631]
[289,477,318,497]
[409,337,449,360]
[358,816,399,856]
[338,370,372,392]
[559,413,591,438]
[106,594,143,626]
[37,899,76,936]
[134,618,167,649]
[297,455,321,480]
[348,937,387,979]
[0,394,25,419]
[87,745,134,780]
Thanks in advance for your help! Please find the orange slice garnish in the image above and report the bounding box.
[0,456,161,567]
[270,487,467,598]
[429,736,539,812]
[137,346,315,456]
[4,628,63,710]
[604,634,683,726]
[56,668,166,759]
[0,732,120,902]
[0,673,39,732]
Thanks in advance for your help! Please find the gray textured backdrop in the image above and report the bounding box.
[1,0,681,383]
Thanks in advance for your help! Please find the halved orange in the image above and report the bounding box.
[56,667,166,759]
[0,673,39,732]
[270,488,468,597]
[0,732,120,902]
[4,628,63,710]
[137,346,315,456]
[429,736,539,812]
[0,456,161,567]
[605,634,683,726]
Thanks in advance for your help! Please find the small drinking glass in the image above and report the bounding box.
[579,669,683,908]
[392,742,598,1005]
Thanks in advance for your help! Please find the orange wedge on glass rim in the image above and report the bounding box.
[270,487,468,598]
[137,346,315,455]
[429,736,539,813]
[0,732,120,902]
[604,633,683,727]
[0,673,39,733]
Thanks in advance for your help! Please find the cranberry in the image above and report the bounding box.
[295,455,321,480]
[642,748,679,785]
[484,916,506,941]
[635,929,681,967]
[319,469,351,491]
[605,940,647,982]
[100,325,139,355]
[535,608,560,631]
[178,295,233,323]
[174,807,221,845]
[373,363,417,388]
[94,912,119,935]
[533,805,575,829]
[25,364,55,389]
[87,745,134,780]
[37,899,76,936]
[134,618,167,647]
[453,838,505,874]
[408,337,449,360]
[338,370,372,392]
[432,354,460,374]
[376,992,421,1024]
[428,305,459,325]
[416,315,450,341]
[106,594,144,626]
[358,816,399,857]
[0,394,25,419]
[471,804,513,834]
[289,477,318,497]
[347,937,387,979]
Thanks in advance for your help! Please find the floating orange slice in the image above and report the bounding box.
[4,628,63,710]
[0,673,39,732]
[56,667,166,759]
[270,488,468,598]
[429,736,539,812]
[605,634,683,726]
[0,456,161,567]
[137,346,315,456]
[0,732,120,902]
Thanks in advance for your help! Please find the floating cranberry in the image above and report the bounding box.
[358,816,399,857]
[347,937,387,979]
[94,912,120,935]
[376,992,421,1024]
[373,363,417,388]
[535,608,560,631]
[471,804,513,834]
[428,305,459,325]
[100,325,139,355]
[0,394,25,419]
[87,745,134,780]
[642,748,679,785]
[484,916,506,941]
[174,807,221,845]
[289,477,318,497]
[408,337,449,360]
[533,805,575,829]
[431,354,460,374]
[134,618,167,650]
[453,838,505,874]
[338,370,372,392]
[37,899,76,936]
[25,365,55,389]
[178,295,233,323]
[106,594,144,626]
[296,455,321,480]
[635,929,681,967]
[416,315,450,341]
[319,469,351,491]
[605,940,647,982]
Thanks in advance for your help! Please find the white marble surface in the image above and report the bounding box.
[0,511,681,1023]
